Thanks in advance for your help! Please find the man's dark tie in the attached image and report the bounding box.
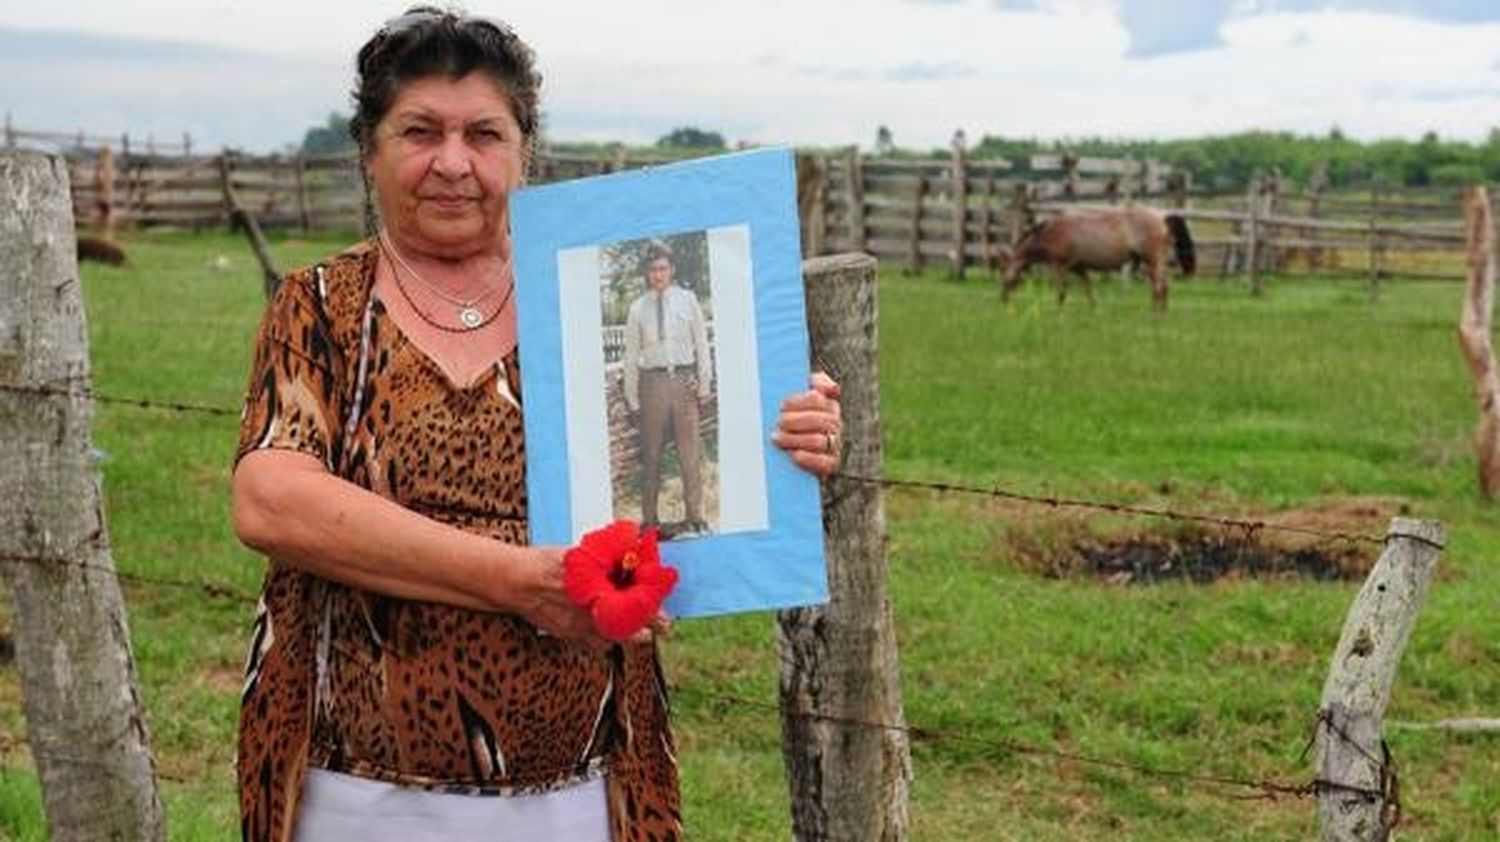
[655,291,665,340]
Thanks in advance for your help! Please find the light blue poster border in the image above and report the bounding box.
[511,147,828,619]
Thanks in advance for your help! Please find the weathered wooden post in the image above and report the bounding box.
[1245,172,1264,296]
[796,152,828,259]
[1264,168,1283,273]
[1306,161,1328,271]
[950,129,969,279]
[1368,182,1385,301]
[95,145,117,240]
[844,146,867,254]
[219,151,283,299]
[1456,185,1500,498]
[1316,518,1444,842]
[1061,153,1079,201]
[905,174,926,275]
[294,153,312,235]
[979,174,996,278]
[1171,170,1190,210]
[779,253,910,842]
[1009,181,1031,243]
[0,151,166,841]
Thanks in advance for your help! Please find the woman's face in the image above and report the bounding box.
[366,72,527,259]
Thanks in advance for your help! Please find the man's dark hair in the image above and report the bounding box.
[643,241,674,268]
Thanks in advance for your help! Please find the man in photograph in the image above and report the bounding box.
[623,241,713,535]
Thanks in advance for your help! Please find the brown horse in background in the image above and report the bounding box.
[999,205,1195,313]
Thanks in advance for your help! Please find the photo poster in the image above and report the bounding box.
[511,147,828,619]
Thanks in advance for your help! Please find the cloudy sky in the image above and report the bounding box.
[3,0,1499,154]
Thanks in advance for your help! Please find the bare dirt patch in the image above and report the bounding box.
[998,496,1408,585]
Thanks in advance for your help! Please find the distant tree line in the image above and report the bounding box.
[966,128,1500,190]
[297,112,1500,191]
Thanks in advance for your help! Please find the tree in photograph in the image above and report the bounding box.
[656,127,725,150]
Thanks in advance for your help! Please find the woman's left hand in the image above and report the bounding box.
[772,372,842,478]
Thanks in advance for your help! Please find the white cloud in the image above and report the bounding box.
[1,1,1497,152]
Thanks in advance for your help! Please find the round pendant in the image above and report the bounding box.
[458,306,484,329]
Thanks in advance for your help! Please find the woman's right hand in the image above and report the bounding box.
[506,546,599,642]
[505,546,667,647]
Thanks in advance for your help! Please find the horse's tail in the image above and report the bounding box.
[1165,214,1195,276]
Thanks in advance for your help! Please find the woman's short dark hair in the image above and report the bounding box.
[349,5,542,159]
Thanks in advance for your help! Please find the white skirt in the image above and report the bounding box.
[291,768,611,842]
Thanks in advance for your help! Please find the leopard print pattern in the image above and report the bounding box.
[236,244,680,841]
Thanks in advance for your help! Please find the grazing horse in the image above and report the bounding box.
[999,205,1195,313]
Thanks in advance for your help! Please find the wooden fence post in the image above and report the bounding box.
[0,151,167,841]
[1264,168,1283,273]
[96,145,117,239]
[1456,185,1500,498]
[950,130,968,279]
[1245,172,1263,296]
[845,147,867,254]
[1369,182,1386,301]
[218,151,283,299]
[979,175,996,277]
[779,253,910,842]
[1061,153,1079,201]
[1009,181,1032,244]
[294,153,312,235]
[1316,517,1444,842]
[1173,170,1190,210]
[796,152,828,259]
[906,175,926,275]
[1306,161,1328,270]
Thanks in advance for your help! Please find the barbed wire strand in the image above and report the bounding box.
[0,381,1416,551]
[0,555,1399,817]
[671,685,1389,805]
[0,382,240,418]
[0,549,255,603]
[836,472,1392,548]
[0,383,1411,818]
[0,732,191,785]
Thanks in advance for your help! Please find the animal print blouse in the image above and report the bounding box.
[234,243,681,842]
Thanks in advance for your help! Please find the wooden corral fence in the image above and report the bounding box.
[4,120,713,237]
[17,119,1496,290]
[4,114,194,158]
[797,145,1497,291]
[797,145,1185,279]
[1149,170,1500,294]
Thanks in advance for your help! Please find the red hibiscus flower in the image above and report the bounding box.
[563,520,678,642]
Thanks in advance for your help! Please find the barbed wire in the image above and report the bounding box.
[0,548,1400,821]
[0,731,191,785]
[0,377,1413,821]
[0,381,1415,552]
[0,382,241,418]
[835,472,1393,548]
[0,547,256,603]
[670,685,1388,806]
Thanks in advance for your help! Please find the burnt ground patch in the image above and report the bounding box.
[1074,533,1366,584]
[995,496,1409,585]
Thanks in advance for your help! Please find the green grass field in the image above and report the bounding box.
[2,231,1498,840]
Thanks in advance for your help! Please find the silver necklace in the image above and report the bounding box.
[379,230,506,329]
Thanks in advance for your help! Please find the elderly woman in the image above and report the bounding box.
[230,7,842,842]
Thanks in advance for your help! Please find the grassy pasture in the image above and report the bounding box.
[2,231,1498,840]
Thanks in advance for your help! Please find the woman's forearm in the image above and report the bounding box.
[231,449,543,613]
